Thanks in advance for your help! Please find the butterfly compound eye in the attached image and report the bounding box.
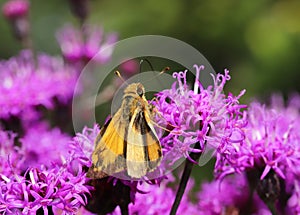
[136,84,144,97]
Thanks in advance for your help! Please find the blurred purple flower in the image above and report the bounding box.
[197,174,271,215]
[56,24,117,63]
[2,0,30,49]
[2,0,29,20]
[215,94,300,180]
[0,130,22,176]
[119,59,139,76]
[153,64,247,167]
[19,123,71,171]
[0,50,78,119]
[287,179,300,215]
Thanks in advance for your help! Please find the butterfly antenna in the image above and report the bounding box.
[143,66,171,84]
[114,70,129,86]
[140,58,170,76]
[138,58,171,86]
[159,66,170,75]
[140,58,155,73]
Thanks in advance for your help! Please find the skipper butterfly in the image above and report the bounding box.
[87,83,162,179]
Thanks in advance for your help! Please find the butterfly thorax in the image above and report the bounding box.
[121,83,148,121]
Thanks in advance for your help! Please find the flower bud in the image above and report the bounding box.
[2,0,30,43]
[2,0,29,19]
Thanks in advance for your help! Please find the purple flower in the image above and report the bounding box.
[0,166,89,215]
[216,94,300,180]
[69,125,100,168]
[153,65,247,167]
[0,130,22,176]
[119,59,139,76]
[287,179,300,214]
[2,0,29,20]
[0,50,78,119]
[214,94,300,214]
[19,123,71,171]
[197,174,271,215]
[56,24,117,63]
[0,124,96,214]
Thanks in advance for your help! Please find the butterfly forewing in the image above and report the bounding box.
[88,109,127,178]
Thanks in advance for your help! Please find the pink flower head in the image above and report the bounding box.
[197,174,271,215]
[216,94,300,180]
[2,0,29,20]
[153,65,247,169]
[56,24,117,63]
[0,50,78,119]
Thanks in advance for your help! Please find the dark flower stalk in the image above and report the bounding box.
[68,0,90,25]
[169,142,203,215]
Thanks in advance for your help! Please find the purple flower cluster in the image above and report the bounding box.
[3,0,300,214]
[69,125,100,169]
[0,126,91,214]
[2,0,29,19]
[0,167,89,214]
[216,94,300,179]
[197,174,271,215]
[56,24,117,64]
[214,94,300,214]
[153,65,247,167]
[0,50,78,119]
[288,179,300,214]
[0,1,120,212]
[0,130,22,177]
[0,123,72,176]
[0,166,89,215]
[19,123,71,170]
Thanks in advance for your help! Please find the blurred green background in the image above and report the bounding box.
[1,0,300,101]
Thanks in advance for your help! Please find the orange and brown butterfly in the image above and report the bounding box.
[87,82,163,179]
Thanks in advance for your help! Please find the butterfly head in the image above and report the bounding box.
[124,83,145,98]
